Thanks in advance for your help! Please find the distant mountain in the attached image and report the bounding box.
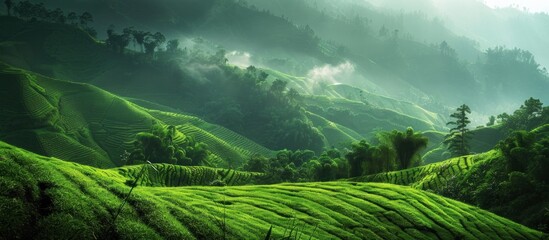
[0,16,448,154]
[12,0,549,119]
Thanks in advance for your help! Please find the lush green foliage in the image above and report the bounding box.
[445,104,472,157]
[378,128,429,170]
[339,128,428,178]
[11,0,96,36]
[124,123,213,166]
[0,141,544,239]
[352,125,549,232]
[0,62,274,168]
[242,149,349,183]
[497,97,549,132]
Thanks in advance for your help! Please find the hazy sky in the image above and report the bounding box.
[483,0,549,13]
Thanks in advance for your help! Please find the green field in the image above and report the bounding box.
[0,141,544,239]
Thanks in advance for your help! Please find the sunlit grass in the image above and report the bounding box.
[0,141,544,239]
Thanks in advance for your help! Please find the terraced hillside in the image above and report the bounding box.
[264,68,447,131]
[303,95,442,139]
[0,141,544,239]
[115,164,264,187]
[0,63,274,168]
[350,152,490,192]
[147,110,276,166]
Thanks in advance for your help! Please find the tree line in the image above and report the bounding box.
[242,127,429,183]
[6,0,96,37]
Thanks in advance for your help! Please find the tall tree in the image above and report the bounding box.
[345,140,373,177]
[445,104,472,157]
[487,115,496,126]
[79,11,93,26]
[379,128,428,170]
[5,0,13,16]
[143,32,165,57]
[131,30,150,52]
[66,12,77,25]
[166,39,180,53]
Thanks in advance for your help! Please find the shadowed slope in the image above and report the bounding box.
[0,63,274,168]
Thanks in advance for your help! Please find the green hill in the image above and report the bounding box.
[303,95,441,139]
[350,152,490,191]
[0,15,453,153]
[0,63,276,168]
[114,164,264,187]
[0,141,544,239]
[350,125,549,231]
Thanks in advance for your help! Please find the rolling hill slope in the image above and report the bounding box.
[0,63,275,168]
[0,16,452,153]
[350,125,549,231]
[0,141,544,239]
[349,152,489,191]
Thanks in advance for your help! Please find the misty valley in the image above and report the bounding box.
[0,0,548,239]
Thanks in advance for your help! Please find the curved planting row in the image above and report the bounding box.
[1,142,544,239]
[115,164,263,187]
[36,131,112,168]
[306,111,360,147]
[177,124,250,168]
[0,68,57,130]
[350,152,492,191]
[151,110,275,158]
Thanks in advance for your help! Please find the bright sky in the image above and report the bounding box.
[482,0,549,13]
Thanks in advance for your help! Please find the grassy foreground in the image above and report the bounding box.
[0,141,544,239]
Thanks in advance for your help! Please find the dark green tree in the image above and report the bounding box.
[66,12,77,25]
[375,143,396,172]
[345,140,375,177]
[270,79,287,96]
[315,155,338,181]
[445,104,472,157]
[131,30,150,52]
[79,11,93,26]
[379,127,428,170]
[487,115,496,126]
[106,26,132,54]
[166,39,180,53]
[47,8,65,23]
[144,32,166,57]
[497,98,545,131]
[5,0,13,16]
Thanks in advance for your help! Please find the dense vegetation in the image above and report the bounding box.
[1,0,549,238]
[446,126,549,231]
[0,141,544,239]
[352,124,549,231]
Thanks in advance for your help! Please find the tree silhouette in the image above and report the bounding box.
[270,79,287,96]
[496,97,544,131]
[166,39,179,53]
[445,104,472,157]
[66,12,77,25]
[345,140,373,177]
[379,128,428,170]
[143,32,165,57]
[487,115,496,126]
[106,26,132,54]
[47,8,65,23]
[5,0,13,16]
[79,11,93,26]
[131,30,150,52]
